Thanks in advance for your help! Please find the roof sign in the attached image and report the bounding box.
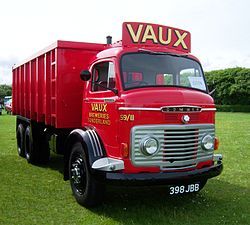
[122,22,191,53]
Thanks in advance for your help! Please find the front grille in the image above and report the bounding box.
[131,124,214,171]
[164,113,200,123]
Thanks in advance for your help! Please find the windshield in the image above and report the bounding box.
[121,53,207,92]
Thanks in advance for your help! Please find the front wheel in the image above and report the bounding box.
[69,142,105,207]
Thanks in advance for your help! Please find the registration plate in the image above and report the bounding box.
[169,183,200,195]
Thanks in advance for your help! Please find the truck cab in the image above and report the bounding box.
[78,23,220,170]
[67,22,223,205]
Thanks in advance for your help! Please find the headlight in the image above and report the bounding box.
[201,134,214,150]
[140,137,159,156]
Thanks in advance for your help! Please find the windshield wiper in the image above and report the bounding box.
[138,48,189,57]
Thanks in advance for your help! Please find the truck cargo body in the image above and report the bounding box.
[12,41,105,128]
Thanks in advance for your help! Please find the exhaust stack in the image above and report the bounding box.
[106,36,112,44]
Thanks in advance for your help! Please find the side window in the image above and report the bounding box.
[92,62,116,92]
[180,68,197,86]
[180,68,206,90]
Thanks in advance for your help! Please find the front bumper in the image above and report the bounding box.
[105,155,223,186]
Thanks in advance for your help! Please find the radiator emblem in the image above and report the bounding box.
[182,115,190,124]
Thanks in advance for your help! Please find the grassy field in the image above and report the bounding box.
[0,111,249,225]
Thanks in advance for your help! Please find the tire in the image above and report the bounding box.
[17,123,25,157]
[24,126,38,164]
[69,142,105,207]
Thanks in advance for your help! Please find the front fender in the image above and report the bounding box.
[64,128,106,180]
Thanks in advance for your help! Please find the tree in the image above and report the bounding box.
[0,84,12,99]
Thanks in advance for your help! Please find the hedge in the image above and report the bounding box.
[205,67,250,105]
[216,105,250,112]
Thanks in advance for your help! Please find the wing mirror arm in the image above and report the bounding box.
[209,88,216,96]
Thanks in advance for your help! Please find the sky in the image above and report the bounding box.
[0,0,250,84]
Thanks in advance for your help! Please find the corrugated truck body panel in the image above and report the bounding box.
[12,40,105,128]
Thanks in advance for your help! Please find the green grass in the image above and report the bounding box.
[0,111,249,225]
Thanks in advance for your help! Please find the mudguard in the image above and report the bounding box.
[64,128,106,180]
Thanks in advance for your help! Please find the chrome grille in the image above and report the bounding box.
[131,124,215,171]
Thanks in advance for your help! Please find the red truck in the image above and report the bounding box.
[12,22,223,206]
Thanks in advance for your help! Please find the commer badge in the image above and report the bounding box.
[182,115,190,124]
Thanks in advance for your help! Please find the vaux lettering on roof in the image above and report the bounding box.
[122,22,191,53]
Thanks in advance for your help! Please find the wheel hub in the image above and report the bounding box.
[70,156,86,194]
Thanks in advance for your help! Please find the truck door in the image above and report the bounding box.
[83,60,119,157]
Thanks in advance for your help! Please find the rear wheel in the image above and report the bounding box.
[24,126,37,163]
[69,142,105,207]
[17,123,25,157]
[24,123,50,164]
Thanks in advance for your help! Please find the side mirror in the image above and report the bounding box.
[80,70,91,81]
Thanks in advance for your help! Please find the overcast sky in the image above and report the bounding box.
[0,0,249,84]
